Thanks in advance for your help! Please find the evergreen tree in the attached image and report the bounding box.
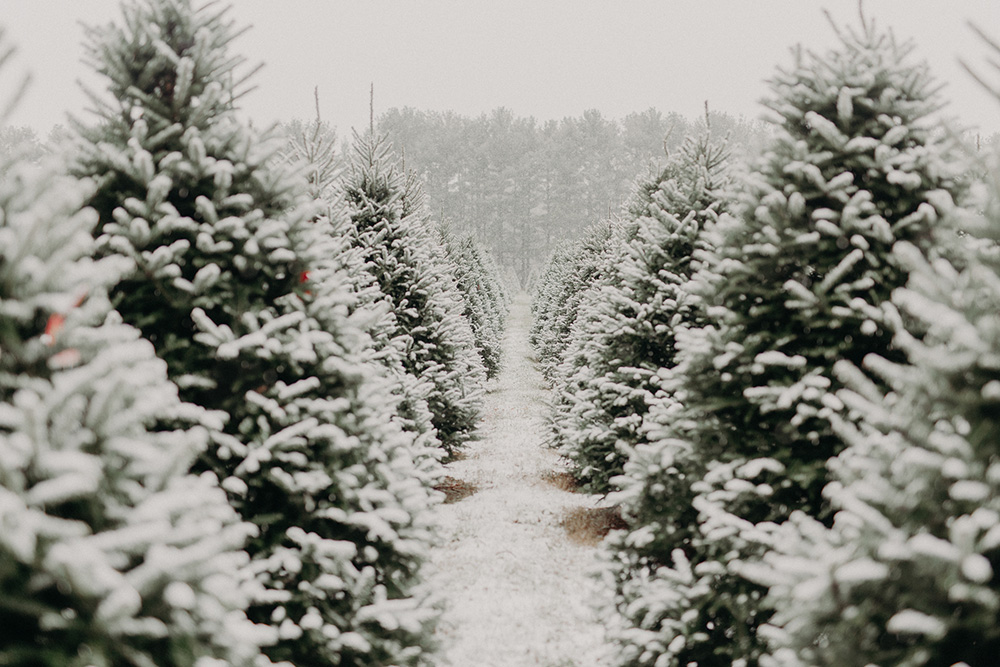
[600,213,739,667]
[0,125,44,164]
[442,230,508,379]
[279,115,341,201]
[529,242,574,358]
[545,216,635,477]
[279,116,440,449]
[748,39,1000,667]
[747,236,1000,667]
[605,17,967,667]
[0,150,268,665]
[529,218,616,381]
[70,1,440,663]
[551,130,730,492]
[693,15,965,532]
[342,132,486,454]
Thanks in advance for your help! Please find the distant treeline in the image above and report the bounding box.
[376,107,772,287]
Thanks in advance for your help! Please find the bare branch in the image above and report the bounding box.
[662,120,676,159]
[0,28,32,126]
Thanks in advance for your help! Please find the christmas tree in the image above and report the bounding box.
[70,1,440,663]
[0,136,268,664]
[278,109,342,202]
[747,235,1000,666]
[605,15,968,666]
[747,34,1000,667]
[442,230,508,379]
[529,218,617,381]
[551,128,730,493]
[529,242,574,359]
[342,132,486,455]
[280,115,442,450]
[545,215,635,480]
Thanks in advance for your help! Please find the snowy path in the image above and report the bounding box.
[426,294,612,667]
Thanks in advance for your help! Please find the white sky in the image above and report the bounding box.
[2,1,1000,138]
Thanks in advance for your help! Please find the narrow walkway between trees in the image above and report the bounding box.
[426,294,612,667]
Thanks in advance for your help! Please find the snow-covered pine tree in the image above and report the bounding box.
[279,115,341,201]
[528,218,616,381]
[604,16,967,667]
[69,1,440,663]
[279,115,440,449]
[442,230,508,379]
[0,146,268,665]
[529,242,573,356]
[551,129,730,493]
[747,234,1000,667]
[545,215,635,482]
[746,37,1000,667]
[342,132,486,455]
[694,13,965,532]
[463,231,509,353]
[599,213,741,667]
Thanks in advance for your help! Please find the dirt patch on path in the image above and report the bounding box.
[435,476,479,504]
[541,469,581,492]
[559,505,627,546]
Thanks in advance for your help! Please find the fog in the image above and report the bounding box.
[3,1,1000,135]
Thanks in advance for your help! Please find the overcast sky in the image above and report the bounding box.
[3,1,1000,138]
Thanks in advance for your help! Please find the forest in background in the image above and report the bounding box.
[377,106,772,287]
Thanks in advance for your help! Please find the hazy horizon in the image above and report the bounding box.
[3,1,1000,138]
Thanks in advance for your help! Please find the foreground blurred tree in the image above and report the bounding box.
[0,97,267,667]
[0,125,43,163]
[69,1,440,664]
[0,35,42,166]
[748,27,1000,667]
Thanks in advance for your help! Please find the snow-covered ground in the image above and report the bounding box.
[426,294,612,667]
